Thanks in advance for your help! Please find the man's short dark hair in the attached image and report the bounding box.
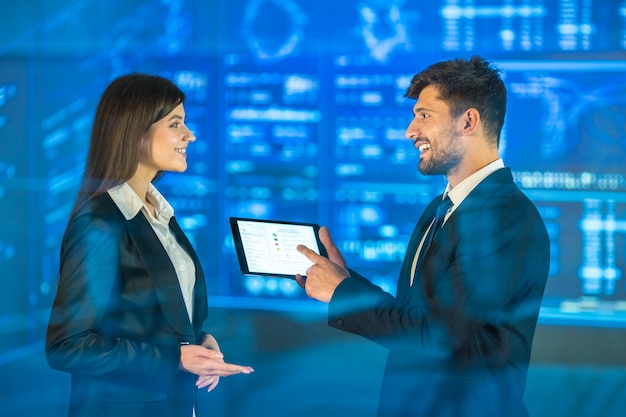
[406,56,506,145]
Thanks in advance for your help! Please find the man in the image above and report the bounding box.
[296,56,550,417]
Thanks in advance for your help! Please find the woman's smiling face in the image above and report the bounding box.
[138,103,196,176]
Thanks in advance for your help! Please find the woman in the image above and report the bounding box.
[46,74,253,417]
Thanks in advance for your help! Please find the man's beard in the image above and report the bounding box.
[417,129,463,176]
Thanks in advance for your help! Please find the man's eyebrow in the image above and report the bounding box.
[413,106,435,114]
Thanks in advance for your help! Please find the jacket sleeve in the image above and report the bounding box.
[328,194,550,360]
[45,212,180,392]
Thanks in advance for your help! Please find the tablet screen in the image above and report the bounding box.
[229,217,326,278]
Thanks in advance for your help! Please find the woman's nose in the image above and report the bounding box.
[184,127,196,142]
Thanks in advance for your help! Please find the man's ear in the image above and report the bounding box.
[461,108,480,135]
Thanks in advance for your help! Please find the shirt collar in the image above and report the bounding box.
[444,158,505,206]
[107,182,174,221]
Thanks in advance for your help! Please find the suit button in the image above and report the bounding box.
[336,319,344,326]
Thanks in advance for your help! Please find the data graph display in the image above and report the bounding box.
[2,0,626,326]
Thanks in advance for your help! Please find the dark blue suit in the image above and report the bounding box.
[46,193,208,417]
[329,168,550,417]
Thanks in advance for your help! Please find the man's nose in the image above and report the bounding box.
[405,119,418,140]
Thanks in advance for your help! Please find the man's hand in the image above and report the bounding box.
[296,226,349,303]
[318,226,347,269]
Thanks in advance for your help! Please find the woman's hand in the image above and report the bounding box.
[179,338,253,392]
[195,374,221,392]
[195,334,222,391]
[200,334,220,353]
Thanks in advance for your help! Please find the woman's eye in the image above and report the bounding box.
[171,122,180,128]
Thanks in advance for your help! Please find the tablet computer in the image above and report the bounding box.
[229,217,327,278]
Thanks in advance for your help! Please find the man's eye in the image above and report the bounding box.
[420,113,429,119]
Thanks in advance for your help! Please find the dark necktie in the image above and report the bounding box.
[415,195,453,271]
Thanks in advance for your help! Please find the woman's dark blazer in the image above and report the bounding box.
[46,192,208,417]
[328,168,551,417]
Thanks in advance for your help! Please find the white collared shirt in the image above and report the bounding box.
[410,158,505,285]
[444,158,505,219]
[108,182,196,322]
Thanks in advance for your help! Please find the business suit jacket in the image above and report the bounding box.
[46,192,208,417]
[328,168,550,417]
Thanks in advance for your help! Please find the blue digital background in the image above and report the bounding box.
[1,1,626,416]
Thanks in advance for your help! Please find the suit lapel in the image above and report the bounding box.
[125,214,195,336]
[169,217,208,329]
[397,168,513,298]
[397,198,441,300]
[406,168,513,294]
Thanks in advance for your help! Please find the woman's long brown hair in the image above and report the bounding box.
[71,73,185,216]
